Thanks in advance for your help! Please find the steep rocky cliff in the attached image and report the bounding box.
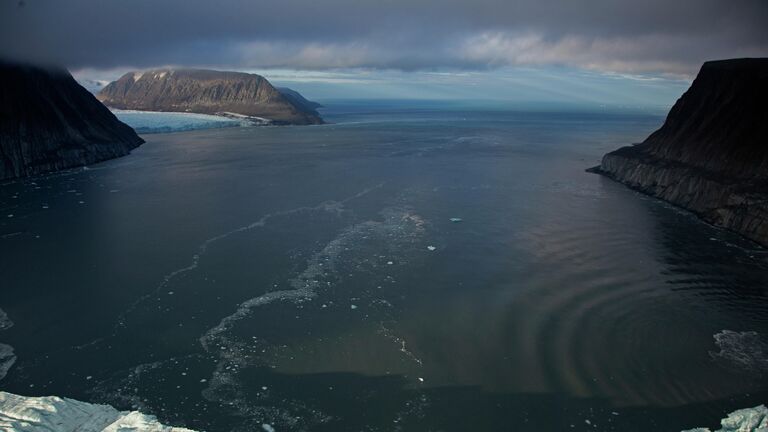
[97,69,323,125]
[590,58,768,246]
[277,87,323,112]
[0,62,144,180]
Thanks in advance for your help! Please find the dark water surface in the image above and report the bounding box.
[1,103,768,431]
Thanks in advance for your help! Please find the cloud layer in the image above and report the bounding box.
[1,0,766,75]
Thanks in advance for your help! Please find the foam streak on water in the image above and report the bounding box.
[199,205,427,428]
[81,184,385,349]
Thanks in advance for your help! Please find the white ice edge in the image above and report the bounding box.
[0,390,763,431]
[0,391,197,432]
[110,109,241,122]
[682,404,767,432]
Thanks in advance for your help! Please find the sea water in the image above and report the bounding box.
[1,101,767,431]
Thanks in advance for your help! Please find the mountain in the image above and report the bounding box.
[589,58,768,246]
[276,87,323,112]
[97,69,324,125]
[0,62,144,181]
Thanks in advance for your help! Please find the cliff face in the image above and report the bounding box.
[591,58,768,246]
[0,62,144,181]
[97,69,323,125]
[276,87,323,112]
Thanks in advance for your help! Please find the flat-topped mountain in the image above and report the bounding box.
[97,69,323,125]
[0,62,144,181]
[590,58,768,245]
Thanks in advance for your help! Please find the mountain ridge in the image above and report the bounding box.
[0,61,144,180]
[97,69,323,125]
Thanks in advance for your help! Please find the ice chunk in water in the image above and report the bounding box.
[682,405,768,432]
[0,343,16,381]
[710,330,768,373]
[0,308,12,331]
[449,217,463,223]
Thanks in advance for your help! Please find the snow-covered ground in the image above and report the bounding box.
[0,392,197,432]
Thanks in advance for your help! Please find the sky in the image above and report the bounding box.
[2,0,767,108]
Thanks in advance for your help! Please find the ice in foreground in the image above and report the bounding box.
[682,405,768,432]
[0,391,196,432]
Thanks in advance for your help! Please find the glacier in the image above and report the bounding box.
[111,110,248,134]
[0,391,197,432]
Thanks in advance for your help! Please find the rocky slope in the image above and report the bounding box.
[277,87,323,112]
[589,58,768,246]
[0,62,144,181]
[97,69,323,125]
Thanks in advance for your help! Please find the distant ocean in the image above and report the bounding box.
[1,101,767,432]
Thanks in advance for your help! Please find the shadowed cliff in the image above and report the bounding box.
[97,69,324,125]
[590,58,768,246]
[0,62,144,181]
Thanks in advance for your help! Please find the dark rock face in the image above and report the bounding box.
[97,69,324,125]
[0,62,144,181]
[590,58,768,246]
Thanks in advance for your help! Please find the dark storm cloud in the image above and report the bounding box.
[1,0,766,74]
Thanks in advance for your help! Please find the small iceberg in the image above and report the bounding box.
[682,405,768,432]
[0,391,197,431]
[449,218,463,223]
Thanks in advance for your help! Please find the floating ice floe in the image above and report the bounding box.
[0,344,16,382]
[0,309,12,331]
[262,424,276,432]
[0,391,196,431]
[710,330,768,373]
[449,217,463,223]
[682,405,768,432]
[427,245,436,251]
[0,309,14,382]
